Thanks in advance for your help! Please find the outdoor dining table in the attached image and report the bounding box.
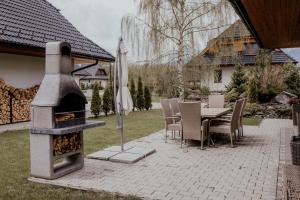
[201,108,231,119]
[175,107,231,119]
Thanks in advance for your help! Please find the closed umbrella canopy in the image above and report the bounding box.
[114,37,133,151]
[115,38,133,115]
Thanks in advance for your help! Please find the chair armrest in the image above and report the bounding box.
[210,118,231,123]
[165,116,180,119]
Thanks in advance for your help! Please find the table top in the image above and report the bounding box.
[201,108,231,118]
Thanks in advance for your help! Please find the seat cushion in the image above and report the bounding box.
[168,123,182,131]
[209,124,231,134]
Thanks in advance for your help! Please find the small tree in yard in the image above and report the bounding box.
[136,76,144,110]
[102,87,111,116]
[80,83,85,90]
[110,85,115,114]
[144,85,152,110]
[284,60,300,97]
[90,83,102,117]
[247,74,258,103]
[130,78,137,111]
[226,62,247,94]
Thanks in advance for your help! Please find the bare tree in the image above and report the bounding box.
[122,0,236,98]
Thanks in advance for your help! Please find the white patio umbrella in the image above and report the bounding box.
[114,37,133,152]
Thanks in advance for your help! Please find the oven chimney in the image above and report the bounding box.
[45,42,72,75]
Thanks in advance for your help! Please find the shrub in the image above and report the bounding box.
[284,61,300,97]
[130,78,137,111]
[276,108,292,119]
[110,85,115,114]
[245,103,261,116]
[226,62,247,94]
[200,86,210,96]
[80,83,85,90]
[257,87,277,103]
[90,83,102,117]
[102,87,110,116]
[136,76,144,110]
[144,85,152,110]
[225,88,240,102]
[247,75,258,103]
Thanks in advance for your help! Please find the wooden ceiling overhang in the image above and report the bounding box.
[229,0,300,49]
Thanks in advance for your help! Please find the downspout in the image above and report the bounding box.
[71,59,99,75]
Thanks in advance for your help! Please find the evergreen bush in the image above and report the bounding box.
[247,74,258,103]
[136,76,144,110]
[226,62,246,94]
[130,78,137,111]
[284,60,300,97]
[102,86,111,116]
[144,85,152,110]
[90,83,102,117]
[109,85,115,114]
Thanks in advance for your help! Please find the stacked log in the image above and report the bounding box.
[53,132,82,156]
[0,79,39,124]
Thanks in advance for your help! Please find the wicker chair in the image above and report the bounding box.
[223,98,247,138]
[161,99,182,141]
[169,98,180,122]
[179,102,209,149]
[208,99,244,147]
[208,95,225,108]
[239,98,247,137]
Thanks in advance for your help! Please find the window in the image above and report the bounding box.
[243,43,248,54]
[252,43,259,54]
[214,69,222,83]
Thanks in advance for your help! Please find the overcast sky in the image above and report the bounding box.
[48,0,136,57]
[48,0,300,65]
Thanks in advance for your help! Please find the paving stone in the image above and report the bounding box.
[29,119,293,200]
[86,150,121,160]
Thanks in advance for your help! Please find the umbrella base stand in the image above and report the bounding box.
[87,146,156,164]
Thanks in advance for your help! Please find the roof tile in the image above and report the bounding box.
[0,0,114,61]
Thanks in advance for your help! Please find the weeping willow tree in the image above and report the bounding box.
[122,0,236,98]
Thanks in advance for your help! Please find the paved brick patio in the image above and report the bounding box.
[30,119,293,200]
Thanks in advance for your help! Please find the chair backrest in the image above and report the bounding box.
[170,98,180,115]
[160,99,173,124]
[208,95,225,108]
[231,99,244,131]
[240,98,247,123]
[179,102,203,141]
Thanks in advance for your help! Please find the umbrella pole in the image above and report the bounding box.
[114,54,122,152]
[118,48,124,152]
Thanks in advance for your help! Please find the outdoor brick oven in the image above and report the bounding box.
[30,42,104,179]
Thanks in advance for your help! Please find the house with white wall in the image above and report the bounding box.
[0,0,114,124]
[187,20,297,92]
[73,64,109,89]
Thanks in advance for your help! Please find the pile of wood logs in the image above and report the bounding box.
[0,79,39,124]
[53,132,82,156]
[55,113,75,123]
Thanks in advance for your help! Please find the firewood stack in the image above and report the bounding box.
[0,79,39,124]
[53,132,82,156]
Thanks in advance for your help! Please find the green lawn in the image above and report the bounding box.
[151,94,161,103]
[0,110,164,200]
[243,117,263,126]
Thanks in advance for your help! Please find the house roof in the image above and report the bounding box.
[75,64,109,80]
[0,0,115,61]
[200,20,298,66]
[73,69,91,77]
[205,50,298,66]
[217,20,251,39]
